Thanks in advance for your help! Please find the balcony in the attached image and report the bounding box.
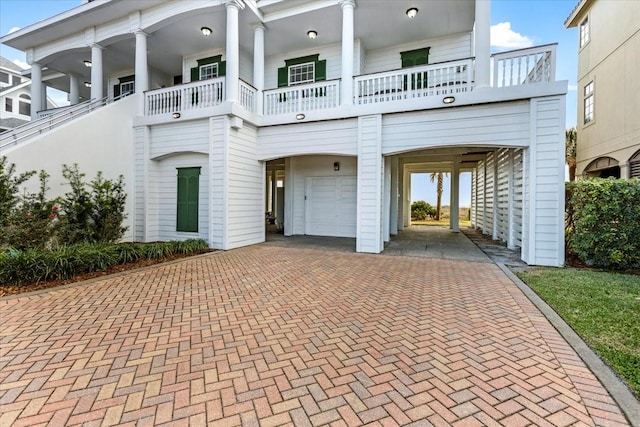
[142,44,557,121]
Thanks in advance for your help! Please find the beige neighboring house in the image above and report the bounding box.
[566,0,640,178]
[0,56,56,132]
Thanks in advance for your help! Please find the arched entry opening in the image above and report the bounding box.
[584,157,620,178]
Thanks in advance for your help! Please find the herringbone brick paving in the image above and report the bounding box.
[0,246,629,426]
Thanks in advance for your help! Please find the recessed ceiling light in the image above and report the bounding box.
[172,112,181,119]
[201,27,212,36]
[296,113,305,120]
[406,8,418,18]
[84,81,91,88]
[307,30,317,39]
[83,60,92,67]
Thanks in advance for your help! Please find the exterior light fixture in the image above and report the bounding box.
[443,96,455,104]
[406,8,418,18]
[333,162,340,171]
[307,30,317,39]
[296,113,305,120]
[172,112,181,119]
[84,81,91,88]
[83,60,92,67]
[201,27,212,36]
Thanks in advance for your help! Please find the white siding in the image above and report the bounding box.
[258,119,358,160]
[381,102,530,154]
[134,127,146,241]
[289,156,358,236]
[357,115,383,253]
[149,152,209,242]
[470,169,477,227]
[209,116,226,249]
[484,152,495,236]
[149,121,209,159]
[363,33,472,74]
[511,149,524,249]
[475,162,485,230]
[227,123,264,249]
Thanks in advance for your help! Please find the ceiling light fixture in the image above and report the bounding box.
[406,8,418,18]
[172,112,181,119]
[307,30,317,39]
[83,60,92,67]
[201,26,212,36]
[84,81,91,88]
[296,113,305,120]
[443,96,455,104]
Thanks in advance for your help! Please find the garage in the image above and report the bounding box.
[305,176,357,237]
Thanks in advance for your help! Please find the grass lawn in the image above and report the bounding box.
[412,219,472,227]
[517,268,640,398]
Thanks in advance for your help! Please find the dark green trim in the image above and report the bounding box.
[277,54,326,87]
[190,55,226,81]
[176,167,200,233]
[114,75,135,98]
[400,47,430,68]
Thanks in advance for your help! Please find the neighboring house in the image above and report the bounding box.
[0,0,568,266]
[565,0,640,178]
[0,56,57,132]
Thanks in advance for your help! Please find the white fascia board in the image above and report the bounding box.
[244,0,264,21]
[262,0,339,23]
[0,81,31,97]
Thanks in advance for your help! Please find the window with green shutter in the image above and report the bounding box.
[176,167,200,232]
[190,55,226,82]
[277,54,326,87]
[400,47,430,90]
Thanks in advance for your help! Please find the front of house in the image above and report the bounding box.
[0,0,568,266]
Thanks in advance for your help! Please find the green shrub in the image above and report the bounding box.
[0,156,36,229]
[411,200,436,220]
[0,239,208,285]
[566,178,640,270]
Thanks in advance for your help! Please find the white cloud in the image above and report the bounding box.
[568,84,577,91]
[491,22,534,50]
[12,59,29,70]
[8,26,21,34]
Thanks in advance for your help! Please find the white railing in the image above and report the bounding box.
[492,44,557,87]
[354,59,473,105]
[264,79,340,115]
[239,80,257,113]
[145,78,225,115]
[0,96,110,152]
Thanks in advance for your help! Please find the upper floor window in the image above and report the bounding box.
[120,81,135,97]
[0,71,9,85]
[277,54,326,87]
[579,16,590,48]
[583,81,594,124]
[12,76,21,86]
[199,63,218,80]
[5,98,13,112]
[289,62,315,85]
[18,94,30,116]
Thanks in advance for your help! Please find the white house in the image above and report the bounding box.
[0,0,568,266]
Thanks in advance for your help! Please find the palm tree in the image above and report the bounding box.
[429,172,447,220]
[566,127,577,181]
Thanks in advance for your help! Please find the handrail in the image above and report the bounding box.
[263,79,340,115]
[492,44,557,87]
[145,78,225,115]
[0,96,111,152]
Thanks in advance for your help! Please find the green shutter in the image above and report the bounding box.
[190,67,199,82]
[218,60,226,76]
[277,67,288,87]
[401,47,430,68]
[316,59,326,81]
[176,167,200,232]
[113,84,120,98]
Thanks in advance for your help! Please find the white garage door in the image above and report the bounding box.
[305,176,357,237]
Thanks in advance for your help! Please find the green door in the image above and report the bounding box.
[176,167,200,232]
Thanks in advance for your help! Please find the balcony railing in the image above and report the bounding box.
[239,80,257,113]
[264,79,340,115]
[145,78,224,115]
[492,44,557,87]
[354,59,473,105]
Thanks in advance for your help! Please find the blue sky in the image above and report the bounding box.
[0,0,579,207]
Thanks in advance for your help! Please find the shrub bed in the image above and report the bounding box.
[566,178,640,270]
[0,239,208,285]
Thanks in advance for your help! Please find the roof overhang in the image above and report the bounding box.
[565,0,594,28]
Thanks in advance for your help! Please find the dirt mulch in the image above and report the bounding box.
[0,250,214,298]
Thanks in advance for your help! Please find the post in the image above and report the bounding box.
[91,44,104,100]
[474,0,491,89]
[225,1,242,103]
[134,30,149,93]
[69,73,79,104]
[340,0,355,105]
[451,157,460,232]
[253,25,265,115]
[30,62,42,120]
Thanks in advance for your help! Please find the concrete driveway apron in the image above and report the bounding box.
[0,246,630,426]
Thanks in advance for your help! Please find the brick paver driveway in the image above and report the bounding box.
[0,246,629,426]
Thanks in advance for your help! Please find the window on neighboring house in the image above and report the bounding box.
[0,72,9,84]
[113,75,134,99]
[5,98,12,113]
[288,62,315,86]
[176,167,200,233]
[199,63,218,80]
[12,76,21,86]
[120,81,135,97]
[277,54,326,87]
[190,56,226,82]
[18,94,30,116]
[583,81,594,124]
[579,16,590,48]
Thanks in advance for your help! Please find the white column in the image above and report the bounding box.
[383,156,391,242]
[41,83,47,111]
[134,30,149,93]
[451,158,460,232]
[397,160,404,231]
[225,1,241,103]
[253,25,265,115]
[492,154,499,240]
[620,161,630,179]
[30,63,42,120]
[69,73,79,104]
[390,156,399,235]
[90,44,104,100]
[356,115,383,253]
[405,169,412,227]
[474,0,491,89]
[340,0,355,105]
